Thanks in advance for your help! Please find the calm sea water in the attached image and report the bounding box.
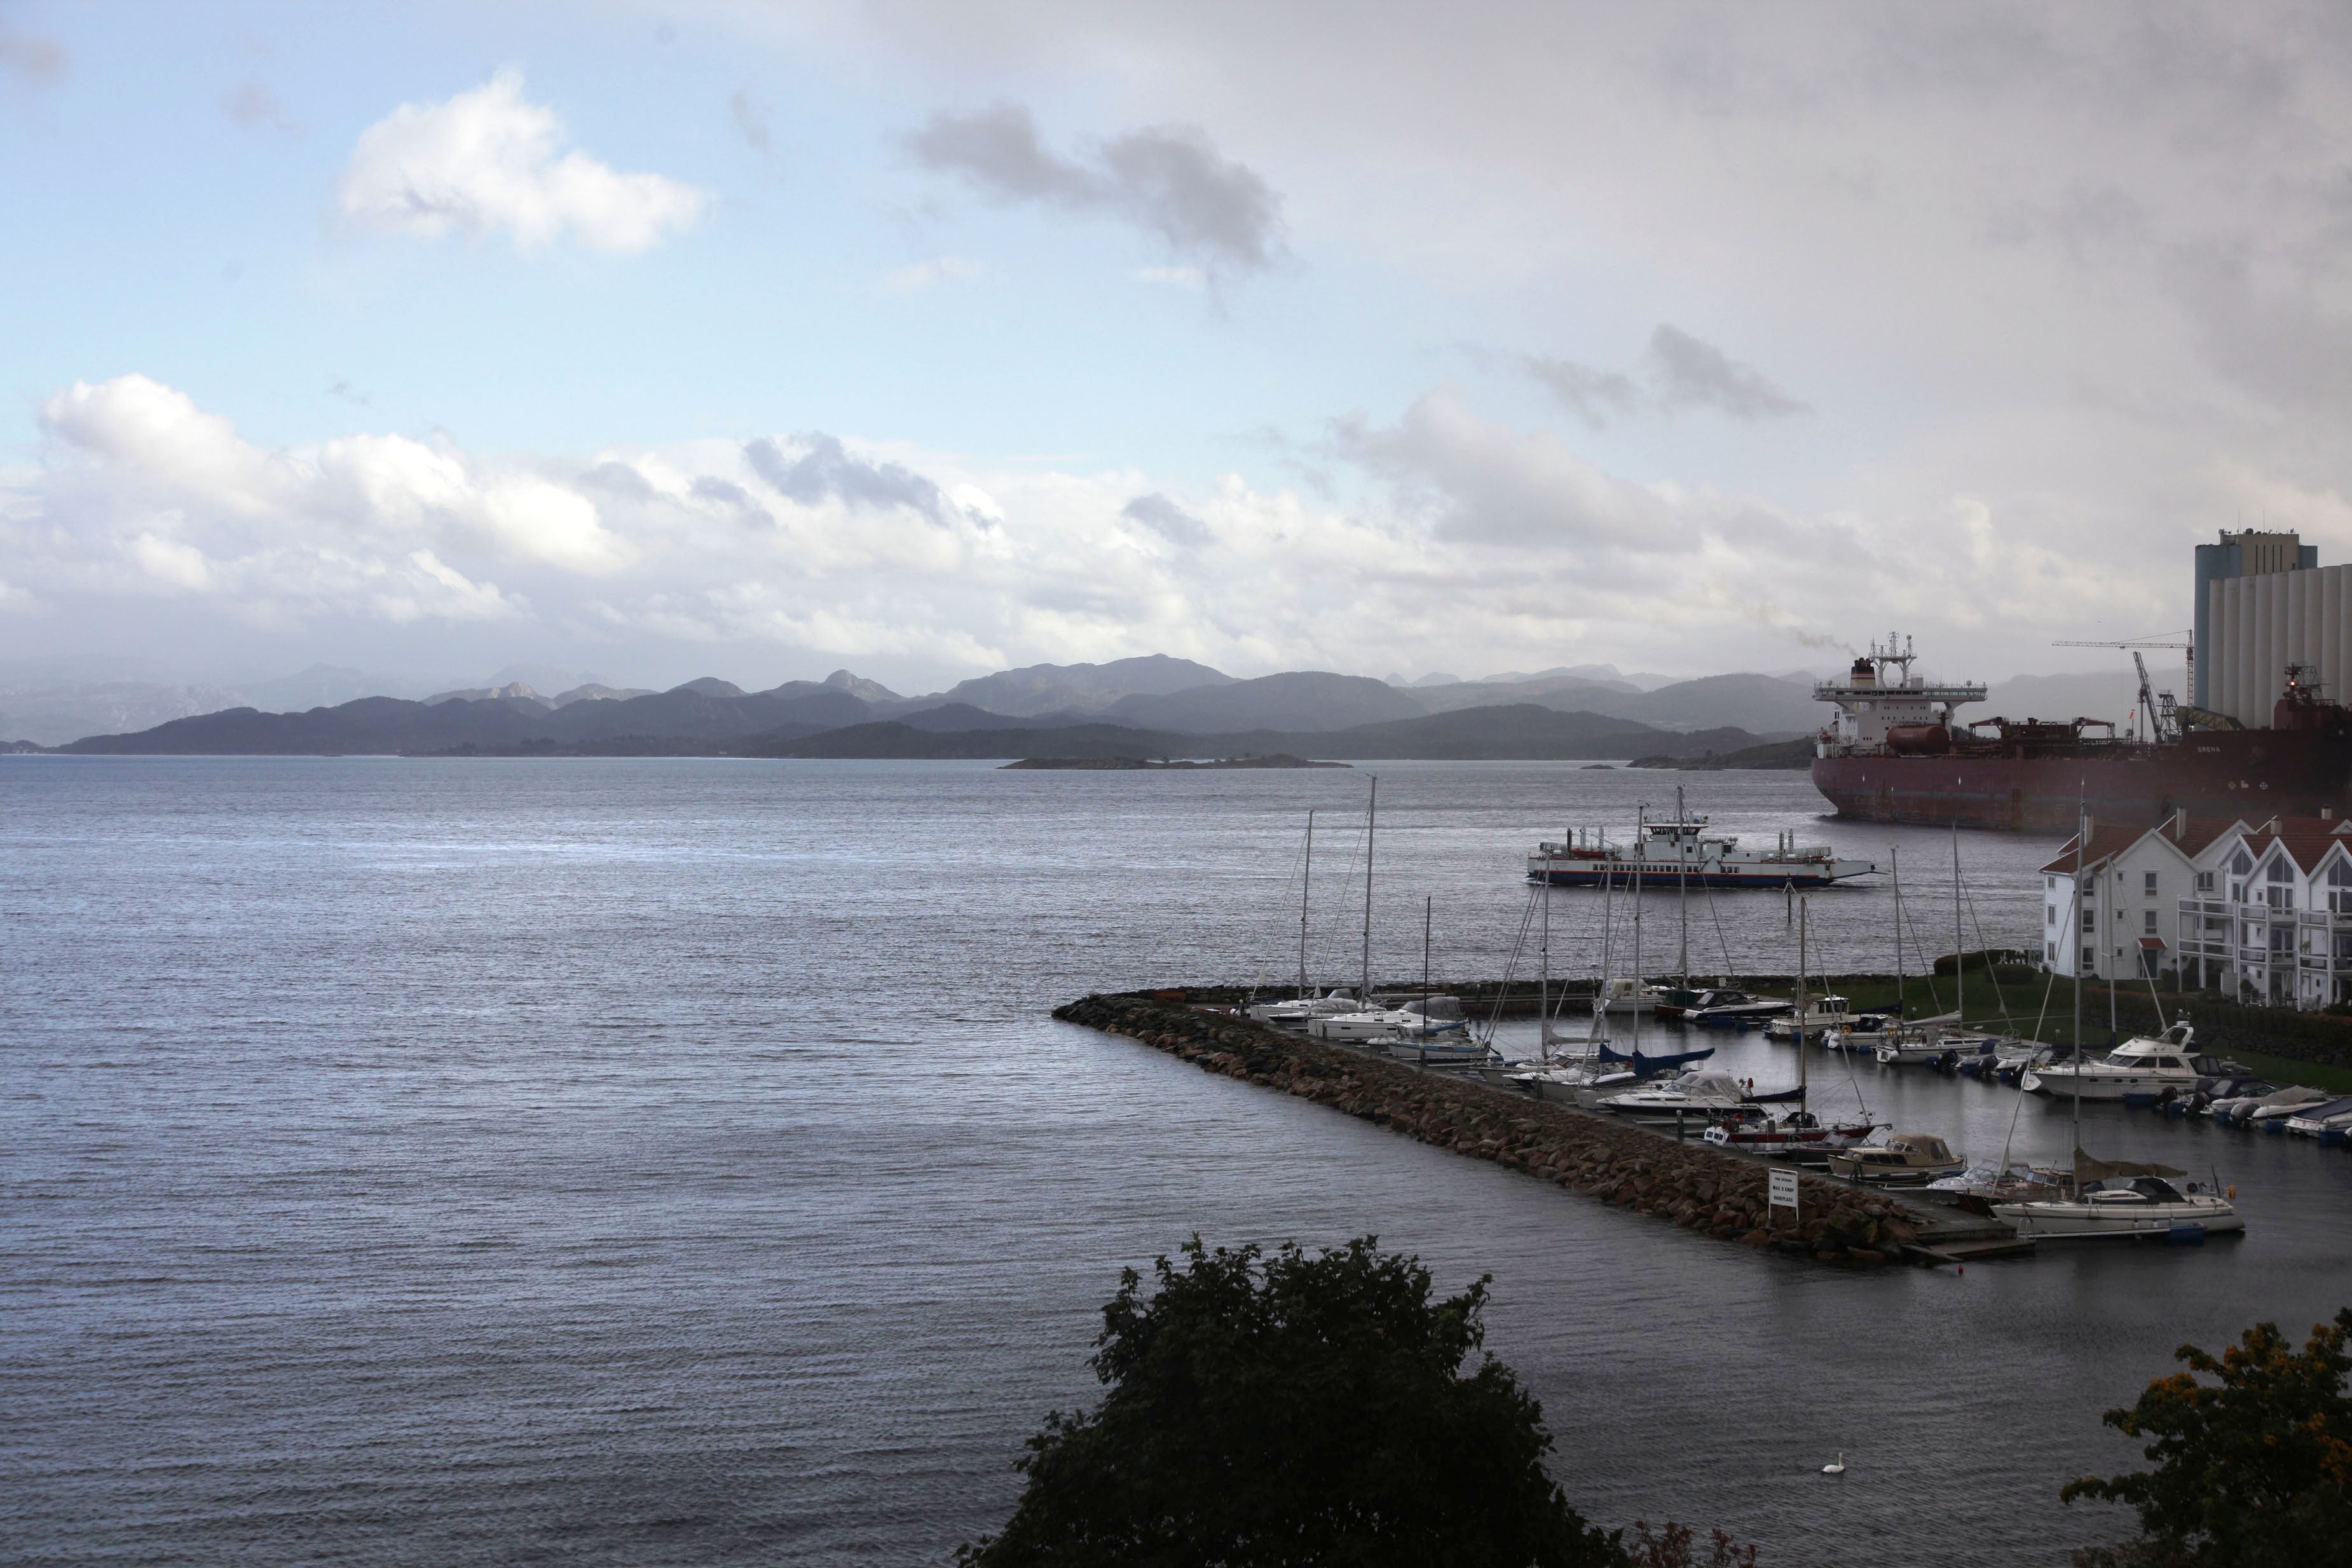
[7,757,2351,1565]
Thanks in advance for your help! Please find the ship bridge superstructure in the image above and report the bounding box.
[1814,633,1988,757]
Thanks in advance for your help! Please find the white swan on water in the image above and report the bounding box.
[1822,1452,1847,1476]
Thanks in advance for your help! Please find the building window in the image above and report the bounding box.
[2145,910,2159,934]
[2197,871,2215,892]
[2046,941,2057,962]
[2082,946,2095,968]
[2046,905,2056,925]
[2145,871,2159,896]
[2046,876,2056,891]
[2234,850,2254,875]
[2330,862,2352,914]
[2082,910,2096,933]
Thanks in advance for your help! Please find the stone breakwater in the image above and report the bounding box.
[1055,992,1924,1266]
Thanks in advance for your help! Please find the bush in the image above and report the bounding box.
[957,1236,1626,1567]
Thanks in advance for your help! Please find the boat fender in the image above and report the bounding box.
[2227,1184,2236,1200]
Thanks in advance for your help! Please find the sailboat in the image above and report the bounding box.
[1699,899,1878,1155]
[1245,808,1368,1027]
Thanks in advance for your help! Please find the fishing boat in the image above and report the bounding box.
[2020,1024,2231,1102]
[1528,810,1877,889]
[1824,1131,1966,1185]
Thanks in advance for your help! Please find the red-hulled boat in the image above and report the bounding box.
[1809,637,2352,833]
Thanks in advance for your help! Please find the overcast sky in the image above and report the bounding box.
[6,1,2350,693]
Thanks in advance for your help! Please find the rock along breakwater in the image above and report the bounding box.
[1055,992,1924,1267]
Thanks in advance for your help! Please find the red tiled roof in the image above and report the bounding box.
[2236,817,2352,874]
[2035,815,2250,876]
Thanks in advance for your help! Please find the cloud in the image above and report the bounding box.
[338,71,708,252]
[0,374,2185,690]
[742,433,953,524]
[1523,327,1807,426]
[875,256,983,293]
[1121,493,1210,547]
[0,26,65,88]
[1131,265,1206,290]
[906,104,1283,276]
[1644,325,1810,419]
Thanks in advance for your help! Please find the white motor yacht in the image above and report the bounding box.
[1993,1175,2242,1239]
[2020,1025,2220,1103]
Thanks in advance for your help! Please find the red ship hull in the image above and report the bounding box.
[1810,729,2352,833]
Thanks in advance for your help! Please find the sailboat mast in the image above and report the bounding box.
[1953,819,1964,1025]
[1677,785,1689,983]
[1421,896,1432,1070]
[1631,815,1644,1053]
[2073,797,2086,1171]
[1540,847,1553,1061]
[1299,808,1315,1000]
[1361,777,1377,1000]
[1798,897,1808,1110]
[1892,845,1904,1021]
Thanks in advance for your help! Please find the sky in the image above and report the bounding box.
[6,1,2352,695]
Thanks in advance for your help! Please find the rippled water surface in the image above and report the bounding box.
[8,757,2352,1565]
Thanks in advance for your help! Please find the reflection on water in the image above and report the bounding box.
[4,757,2348,1567]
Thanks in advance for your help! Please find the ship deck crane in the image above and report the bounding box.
[2049,634,2192,742]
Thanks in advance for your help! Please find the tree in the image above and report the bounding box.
[2062,1308,2352,1567]
[958,1236,1624,1568]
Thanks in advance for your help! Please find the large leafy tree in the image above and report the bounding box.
[2063,1308,2352,1567]
[959,1236,1623,1568]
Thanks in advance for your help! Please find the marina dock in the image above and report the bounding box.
[1056,989,2007,1267]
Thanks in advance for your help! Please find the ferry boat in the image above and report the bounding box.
[1528,810,1877,890]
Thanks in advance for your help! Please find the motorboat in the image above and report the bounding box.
[1686,991,1793,1028]
[1701,1106,1879,1154]
[1993,1175,2242,1239]
[1245,988,1360,1026]
[1873,1028,1999,1069]
[1596,1070,1754,1122]
[1923,1160,2070,1199]
[2020,1024,2231,1103]
[2227,1084,2334,1128]
[1381,1034,1496,1068]
[1824,1131,1966,1185]
[2283,1096,2352,1137]
[1763,997,1884,1044]
[1309,995,1467,1042]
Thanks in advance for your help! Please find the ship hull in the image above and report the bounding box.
[1810,730,2352,833]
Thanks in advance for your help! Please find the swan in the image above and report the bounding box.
[1822,1452,1847,1476]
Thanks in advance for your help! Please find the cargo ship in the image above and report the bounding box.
[1809,635,2352,832]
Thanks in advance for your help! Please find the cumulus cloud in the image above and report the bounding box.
[338,71,708,252]
[906,104,1283,276]
[0,373,2178,688]
[1524,327,1807,426]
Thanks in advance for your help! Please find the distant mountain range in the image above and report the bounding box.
[13,650,2152,755]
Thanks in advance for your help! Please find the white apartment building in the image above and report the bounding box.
[2039,810,2352,1007]
[2173,815,2352,1009]
[2037,815,2237,981]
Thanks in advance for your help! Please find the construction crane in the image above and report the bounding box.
[2050,634,2193,742]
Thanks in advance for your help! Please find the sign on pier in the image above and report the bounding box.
[1768,1167,1800,1229]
